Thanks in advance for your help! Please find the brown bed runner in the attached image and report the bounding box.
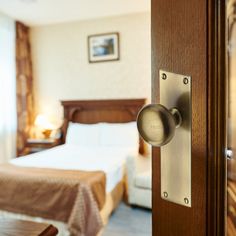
[0,163,106,236]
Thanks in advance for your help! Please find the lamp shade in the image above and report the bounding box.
[34,114,55,130]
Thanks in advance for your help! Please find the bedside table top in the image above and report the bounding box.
[0,219,58,236]
[23,139,61,155]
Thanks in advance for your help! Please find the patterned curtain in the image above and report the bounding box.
[16,22,34,156]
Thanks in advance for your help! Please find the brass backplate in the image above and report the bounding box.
[160,70,191,207]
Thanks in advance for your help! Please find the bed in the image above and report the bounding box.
[0,99,146,236]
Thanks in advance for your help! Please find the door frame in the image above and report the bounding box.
[207,0,226,235]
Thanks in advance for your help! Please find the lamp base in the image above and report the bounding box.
[42,129,52,139]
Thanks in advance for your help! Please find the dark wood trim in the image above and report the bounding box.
[207,0,227,235]
[40,225,59,236]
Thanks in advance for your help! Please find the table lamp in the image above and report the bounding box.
[34,114,55,139]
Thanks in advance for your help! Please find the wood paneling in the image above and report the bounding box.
[60,99,146,153]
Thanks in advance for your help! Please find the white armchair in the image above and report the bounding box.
[126,154,152,209]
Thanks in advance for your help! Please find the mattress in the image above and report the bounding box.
[10,144,136,192]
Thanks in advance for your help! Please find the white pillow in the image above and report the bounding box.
[66,122,100,146]
[100,122,139,150]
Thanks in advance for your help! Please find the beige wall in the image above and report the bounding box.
[31,13,151,126]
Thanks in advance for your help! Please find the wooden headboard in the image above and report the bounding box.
[61,99,146,153]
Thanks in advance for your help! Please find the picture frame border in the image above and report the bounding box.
[87,32,120,63]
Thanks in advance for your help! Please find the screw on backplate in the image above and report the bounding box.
[163,192,168,198]
[183,78,189,84]
[184,198,189,204]
[162,73,167,80]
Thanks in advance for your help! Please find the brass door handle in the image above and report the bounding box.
[137,104,182,147]
[140,70,192,207]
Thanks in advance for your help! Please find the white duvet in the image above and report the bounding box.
[10,144,136,193]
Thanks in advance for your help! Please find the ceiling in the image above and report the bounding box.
[0,0,150,26]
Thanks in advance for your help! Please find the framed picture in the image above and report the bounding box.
[88,32,120,63]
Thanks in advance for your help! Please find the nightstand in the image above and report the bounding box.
[23,138,61,155]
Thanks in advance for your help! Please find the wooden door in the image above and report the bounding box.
[151,0,226,235]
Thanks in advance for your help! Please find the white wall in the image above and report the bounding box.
[31,13,151,126]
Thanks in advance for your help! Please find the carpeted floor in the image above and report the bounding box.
[102,203,152,236]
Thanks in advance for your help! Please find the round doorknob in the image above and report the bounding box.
[137,104,182,147]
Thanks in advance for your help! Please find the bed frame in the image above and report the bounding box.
[60,99,146,154]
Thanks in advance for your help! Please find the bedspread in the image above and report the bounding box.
[0,164,106,236]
